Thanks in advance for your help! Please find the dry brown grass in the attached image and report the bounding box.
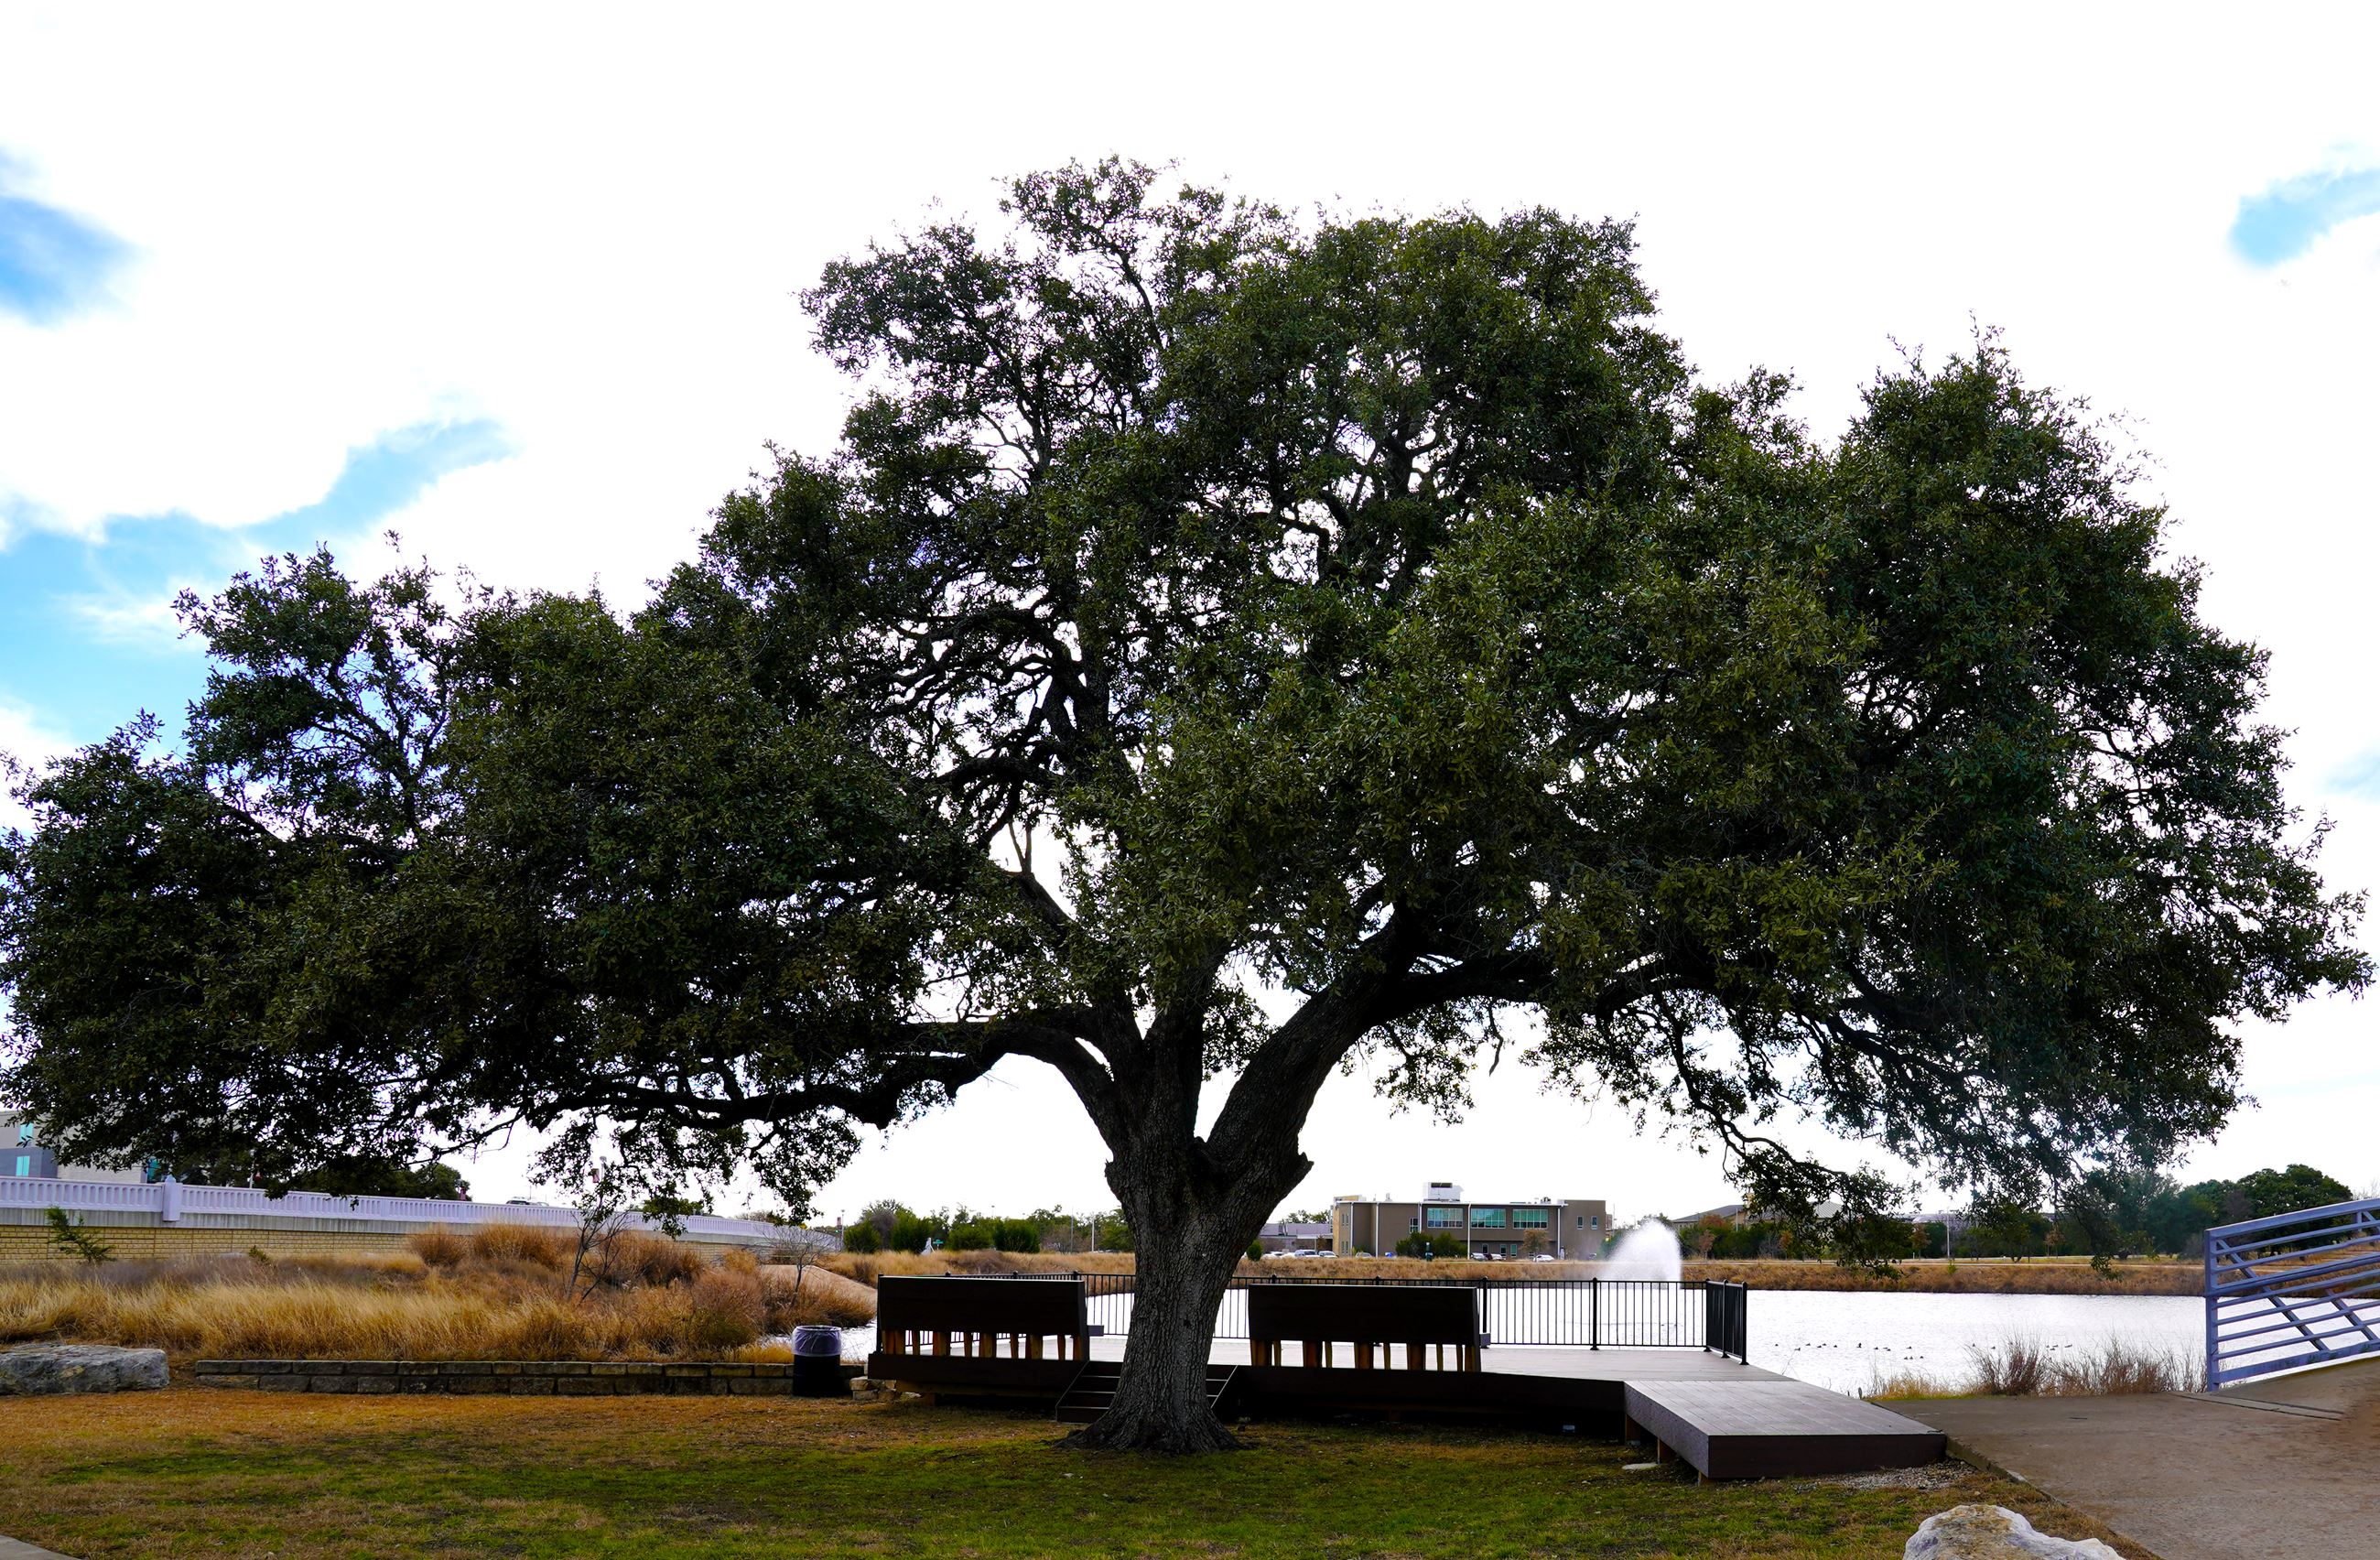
[1687,1258,2198,1295]
[820,1249,2194,1294]
[821,1250,1602,1284]
[464,1221,572,1270]
[822,1249,1141,1284]
[408,1228,468,1267]
[1867,1335,2197,1400]
[0,1225,861,1364]
[760,1264,877,1327]
[590,1230,709,1289]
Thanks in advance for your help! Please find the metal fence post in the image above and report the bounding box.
[2203,1230,2219,1391]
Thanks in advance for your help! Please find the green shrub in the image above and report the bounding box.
[45,1207,114,1263]
[1393,1230,1465,1259]
[889,1210,945,1253]
[947,1222,993,1251]
[841,1220,880,1253]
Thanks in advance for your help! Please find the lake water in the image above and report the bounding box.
[821,1290,2204,1392]
[1738,1291,2202,1394]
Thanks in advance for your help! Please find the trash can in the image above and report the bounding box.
[791,1325,845,1397]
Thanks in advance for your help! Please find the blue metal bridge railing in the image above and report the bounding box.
[2204,1195,2380,1388]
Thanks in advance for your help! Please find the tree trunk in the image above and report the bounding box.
[1063,1152,1292,1453]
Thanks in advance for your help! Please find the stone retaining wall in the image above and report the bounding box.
[0,1224,769,1262]
[0,1225,416,1262]
[194,1360,860,1395]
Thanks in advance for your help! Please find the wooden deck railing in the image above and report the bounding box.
[1043,1273,1748,1357]
[874,1274,1090,1360]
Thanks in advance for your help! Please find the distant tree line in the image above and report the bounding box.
[838,1200,1135,1255]
[2038,1162,2355,1260]
[1673,1163,2356,1265]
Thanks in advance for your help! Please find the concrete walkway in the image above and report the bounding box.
[0,1538,78,1559]
[1907,1360,2380,1560]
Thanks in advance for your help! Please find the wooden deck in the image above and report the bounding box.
[1623,1380,1944,1480]
[868,1338,1945,1479]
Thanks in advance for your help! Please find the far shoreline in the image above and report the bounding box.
[822,1250,2202,1296]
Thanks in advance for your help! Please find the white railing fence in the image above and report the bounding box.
[3,1175,821,1250]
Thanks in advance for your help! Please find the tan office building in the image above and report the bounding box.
[1331,1184,1608,1259]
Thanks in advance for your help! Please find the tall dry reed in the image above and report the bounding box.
[1867,1335,2196,1399]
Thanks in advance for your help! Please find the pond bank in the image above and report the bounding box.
[825,1250,2199,1295]
[1686,1259,2196,1296]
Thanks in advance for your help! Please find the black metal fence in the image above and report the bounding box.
[1704,1277,1748,1359]
[1056,1273,1747,1359]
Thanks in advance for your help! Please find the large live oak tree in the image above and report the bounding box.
[2,162,2365,1450]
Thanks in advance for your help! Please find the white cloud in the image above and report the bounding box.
[60,588,185,648]
[0,698,74,830]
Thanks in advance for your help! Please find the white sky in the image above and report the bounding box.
[3,5,2376,1222]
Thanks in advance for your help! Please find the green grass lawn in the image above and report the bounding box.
[0,1390,2141,1558]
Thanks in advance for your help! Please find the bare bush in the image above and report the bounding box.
[1969,1337,2051,1395]
[467,1223,571,1271]
[409,1230,467,1268]
[589,1230,706,1290]
[1872,1336,2197,1399]
[2052,1339,2196,1395]
[686,1267,766,1349]
[761,1266,876,1330]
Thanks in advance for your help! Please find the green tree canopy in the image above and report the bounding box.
[289,1156,471,1202]
[2,159,2364,1449]
[2234,1164,2354,1220]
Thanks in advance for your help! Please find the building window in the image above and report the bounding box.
[11,1155,27,1177]
[1510,1208,1550,1229]
[1424,1206,1465,1229]
[1591,1215,1600,1228]
[1575,1215,1585,1228]
[1471,1208,1508,1229]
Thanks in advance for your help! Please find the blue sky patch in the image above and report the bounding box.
[2329,748,2380,801]
[0,156,130,323]
[2231,164,2380,266]
[0,418,512,755]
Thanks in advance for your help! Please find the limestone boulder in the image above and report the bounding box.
[0,1343,170,1396]
[1906,1505,2120,1558]
[1913,1514,2123,1560]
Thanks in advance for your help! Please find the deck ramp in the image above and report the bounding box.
[1623,1379,1944,1480]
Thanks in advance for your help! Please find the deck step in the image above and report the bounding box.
[1054,1362,1239,1424]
